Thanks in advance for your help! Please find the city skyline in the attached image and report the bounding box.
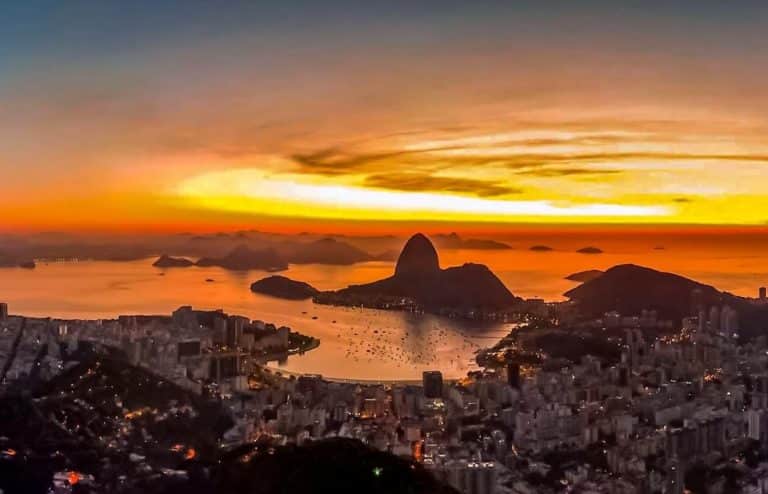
[3,1,768,232]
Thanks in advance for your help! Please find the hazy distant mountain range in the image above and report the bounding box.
[0,231,517,271]
[196,245,288,272]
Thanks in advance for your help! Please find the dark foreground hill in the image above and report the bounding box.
[0,352,454,494]
[0,354,232,494]
[206,438,458,494]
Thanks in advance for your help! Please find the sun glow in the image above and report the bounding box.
[176,169,671,224]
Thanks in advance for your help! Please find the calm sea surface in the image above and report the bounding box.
[2,235,767,380]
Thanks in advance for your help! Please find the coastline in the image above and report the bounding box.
[263,365,440,386]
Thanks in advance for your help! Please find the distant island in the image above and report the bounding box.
[529,245,554,252]
[152,254,195,267]
[196,245,288,272]
[151,246,289,271]
[576,246,603,254]
[564,269,604,283]
[284,237,373,265]
[147,237,390,271]
[315,233,520,316]
[251,275,319,300]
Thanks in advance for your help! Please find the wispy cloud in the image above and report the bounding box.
[290,148,418,176]
[364,172,523,197]
[289,141,768,182]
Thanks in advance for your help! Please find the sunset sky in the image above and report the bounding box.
[2,1,768,233]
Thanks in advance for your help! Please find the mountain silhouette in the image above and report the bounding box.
[251,275,319,300]
[319,233,518,311]
[565,264,734,321]
[196,245,288,272]
[394,233,440,278]
[152,254,194,267]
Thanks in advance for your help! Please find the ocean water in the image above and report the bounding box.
[1,233,767,379]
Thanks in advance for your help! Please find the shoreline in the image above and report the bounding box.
[263,365,452,386]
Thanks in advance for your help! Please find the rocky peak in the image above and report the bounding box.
[394,233,440,278]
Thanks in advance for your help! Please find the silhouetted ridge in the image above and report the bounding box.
[563,264,768,339]
[152,254,194,267]
[565,269,604,282]
[565,264,730,320]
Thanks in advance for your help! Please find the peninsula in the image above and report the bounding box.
[314,233,520,317]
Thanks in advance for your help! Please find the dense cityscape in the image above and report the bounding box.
[5,1,768,493]
[5,265,768,494]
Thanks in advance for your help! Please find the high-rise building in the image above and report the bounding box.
[690,288,704,316]
[708,306,721,333]
[760,287,767,300]
[618,366,630,387]
[665,458,684,494]
[0,302,7,321]
[212,316,227,346]
[226,315,246,348]
[423,371,443,399]
[209,354,239,381]
[171,306,197,328]
[507,363,521,389]
[721,306,739,337]
[697,308,707,333]
[435,460,497,494]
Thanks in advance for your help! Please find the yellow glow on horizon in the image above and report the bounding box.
[176,169,672,223]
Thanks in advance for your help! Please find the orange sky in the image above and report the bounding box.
[3,2,768,233]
